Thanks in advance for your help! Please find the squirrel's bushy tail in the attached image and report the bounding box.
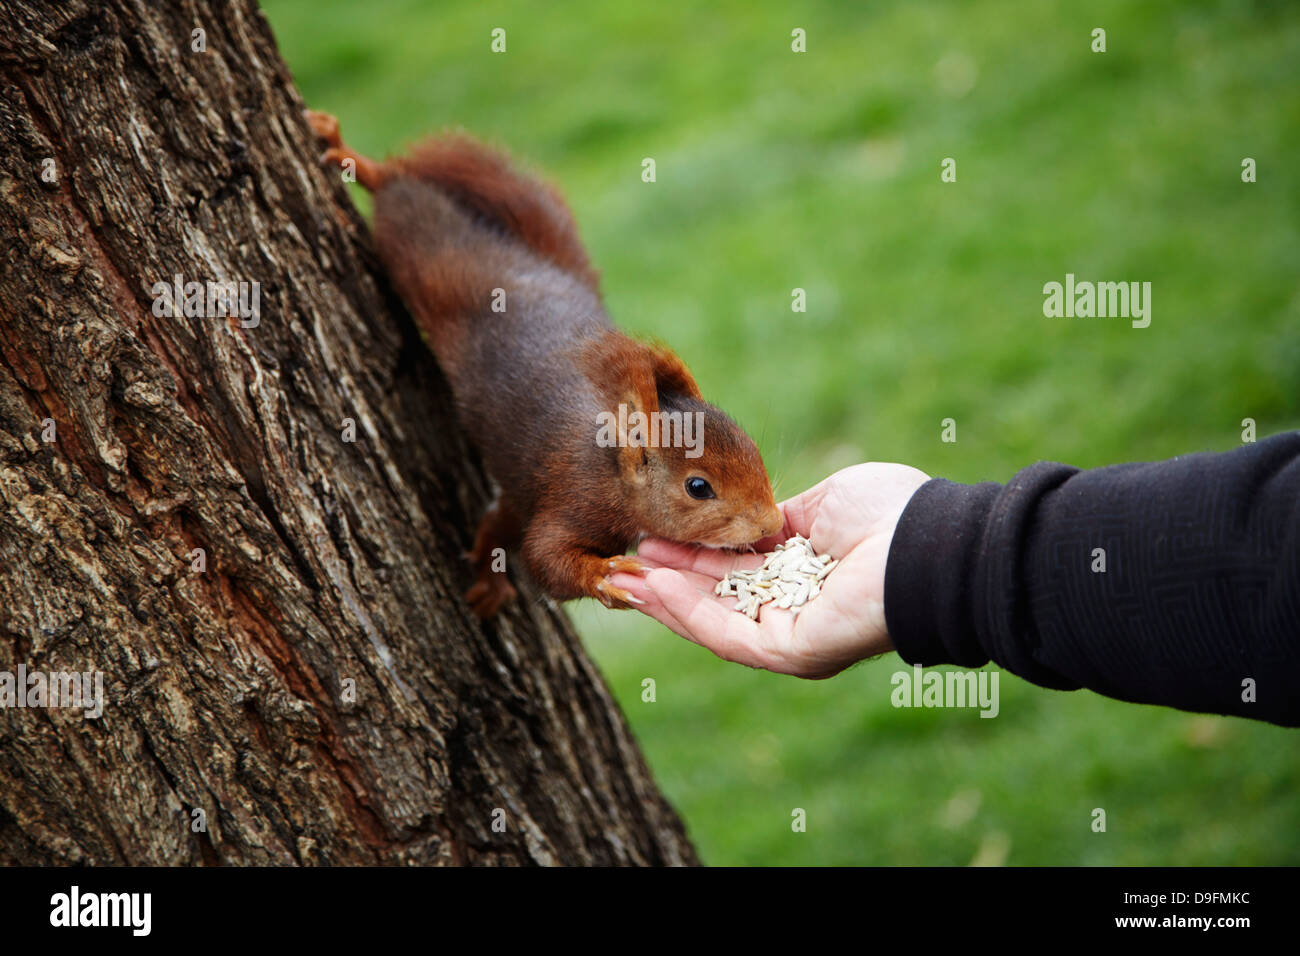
[307,111,605,364]
[390,134,601,292]
[309,111,600,292]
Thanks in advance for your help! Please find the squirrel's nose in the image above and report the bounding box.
[756,507,783,539]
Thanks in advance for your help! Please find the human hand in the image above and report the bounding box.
[611,463,931,678]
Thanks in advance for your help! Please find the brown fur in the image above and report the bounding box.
[307,110,782,616]
[391,135,601,291]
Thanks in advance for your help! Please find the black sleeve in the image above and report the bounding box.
[883,431,1300,726]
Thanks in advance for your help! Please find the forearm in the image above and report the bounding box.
[883,432,1300,726]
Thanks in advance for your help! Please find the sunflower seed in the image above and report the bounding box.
[716,534,838,620]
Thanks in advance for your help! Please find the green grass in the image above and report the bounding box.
[263,0,1300,864]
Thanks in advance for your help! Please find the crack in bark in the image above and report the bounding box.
[0,0,699,867]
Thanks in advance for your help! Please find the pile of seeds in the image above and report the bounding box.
[714,534,838,619]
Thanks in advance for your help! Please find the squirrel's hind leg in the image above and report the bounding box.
[305,109,389,191]
[464,500,524,618]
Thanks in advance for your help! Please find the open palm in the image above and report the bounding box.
[611,462,930,678]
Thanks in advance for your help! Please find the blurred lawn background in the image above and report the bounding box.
[263,0,1300,864]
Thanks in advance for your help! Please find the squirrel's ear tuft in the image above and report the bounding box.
[579,332,701,405]
[646,344,701,400]
[579,332,701,482]
[619,343,699,423]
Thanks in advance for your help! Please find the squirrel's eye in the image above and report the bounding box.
[685,477,715,500]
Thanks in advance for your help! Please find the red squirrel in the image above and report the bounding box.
[306,111,782,617]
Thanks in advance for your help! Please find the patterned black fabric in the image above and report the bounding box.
[884,432,1300,726]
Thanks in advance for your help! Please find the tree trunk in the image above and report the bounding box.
[0,0,696,866]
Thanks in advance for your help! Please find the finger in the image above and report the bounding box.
[610,570,694,634]
[611,567,740,617]
[608,571,655,607]
[612,565,729,592]
[635,538,719,573]
[642,568,777,671]
[636,538,765,579]
[776,488,819,542]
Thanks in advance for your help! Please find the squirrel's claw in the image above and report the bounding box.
[606,555,649,576]
[595,578,645,609]
[595,556,650,608]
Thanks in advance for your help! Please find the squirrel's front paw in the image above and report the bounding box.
[594,556,649,609]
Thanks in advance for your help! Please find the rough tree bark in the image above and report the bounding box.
[0,0,696,865]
